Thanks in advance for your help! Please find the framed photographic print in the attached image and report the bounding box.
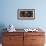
[17,9,35,20]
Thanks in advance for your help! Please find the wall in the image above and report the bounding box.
[0,0,46,29]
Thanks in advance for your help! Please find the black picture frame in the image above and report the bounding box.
[17,9,35,20]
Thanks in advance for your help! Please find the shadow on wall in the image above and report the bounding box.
[0,24,7,43]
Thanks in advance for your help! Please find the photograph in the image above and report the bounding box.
[20,11,33,17]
